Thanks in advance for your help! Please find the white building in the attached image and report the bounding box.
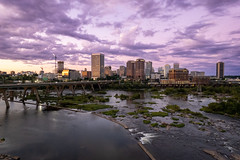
[164,64,171,78]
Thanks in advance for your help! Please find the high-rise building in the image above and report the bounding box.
[135,59,145,80]
[91,53,104,80]
[126,60,135,79]
[104,66,113,77]
[145,61,152,79]
[216,62,224,79]
[119,66,126,77]
[173,63,179,69]
[164,64,171,78]
[57,61,64,73]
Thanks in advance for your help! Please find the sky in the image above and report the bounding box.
[0,0,240,75]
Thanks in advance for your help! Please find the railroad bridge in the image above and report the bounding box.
[0,80,120,108]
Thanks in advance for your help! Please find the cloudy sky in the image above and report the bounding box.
[0,0,240,75]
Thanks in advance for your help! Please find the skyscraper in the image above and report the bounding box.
[145,61,152,79]
[119,66,126,77]
[173,63,179,69]
[216,62,224,79]
[164,64,171,78]
[91,53,104,80]
[126,60,135,79]
[57,61,64,73]
[135,59,145,80]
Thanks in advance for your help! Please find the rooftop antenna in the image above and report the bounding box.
[53,54,57,74]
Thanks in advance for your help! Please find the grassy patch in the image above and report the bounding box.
[148,102,157,104]
[143,120,151,124]
[170,123,185,128]
[127,112,137,115]
[142,107,154,110]
[171,117,179,121]
[102,110,119,118]
[150,111,168,117]
[114,94,129,100]
[151,123,159,127]
[160,123,168,128]
[116,101,120,103]
[75,104,112,111]
[131,93,141,100]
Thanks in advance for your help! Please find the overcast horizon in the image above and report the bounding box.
[0,0,240,75]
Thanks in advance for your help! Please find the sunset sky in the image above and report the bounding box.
[0,0,240,75]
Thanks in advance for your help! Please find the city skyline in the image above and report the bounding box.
[0,0,240,75]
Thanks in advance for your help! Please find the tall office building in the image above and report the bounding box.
[126,60,135,79]
[216,62,224,79]
[119,66,126,77]
[135,59,145,80]
[145,61,152,79]
[164,64,171,78]
[57,61,64,73]
[91,53,104,79]
[173,63,179,69]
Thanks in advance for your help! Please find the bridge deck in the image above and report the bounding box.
[0,80,119,89]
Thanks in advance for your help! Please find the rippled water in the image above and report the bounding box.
[0,101,149,160]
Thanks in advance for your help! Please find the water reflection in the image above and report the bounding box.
[0,101,149,160]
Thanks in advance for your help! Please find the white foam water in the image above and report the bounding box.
[138,132,158,144]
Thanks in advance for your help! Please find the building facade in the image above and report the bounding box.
[135,59,145,80]
[91,53,104,80]
[57,61,64,73]
[216,62,224,79]
[190,71,205,77]
[81,68,92,79]
[104,66,113,77]
[173,63,179,69]
[126,60,135,79]
[62,69,80,80]
[164,64,171,78]
[169,68,189,81]
[145,61,152,79]
[119,66,126,77]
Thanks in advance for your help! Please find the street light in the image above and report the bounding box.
[53,53,57,74]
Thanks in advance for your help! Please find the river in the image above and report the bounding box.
[0,99,149,160]
[0,89,240,160]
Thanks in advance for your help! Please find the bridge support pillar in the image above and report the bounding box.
[69,85,76,95]
[55,85,65,98]
[9,91,14,101]
[91,84,95,91]
[22,87,28,104]
[33,87,40,104]
[81,84,86,94]
[97,83,101,90]
[2,90,10,108]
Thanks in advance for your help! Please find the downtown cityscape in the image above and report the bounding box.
[0,53,239,85]
[0,0,240,160]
